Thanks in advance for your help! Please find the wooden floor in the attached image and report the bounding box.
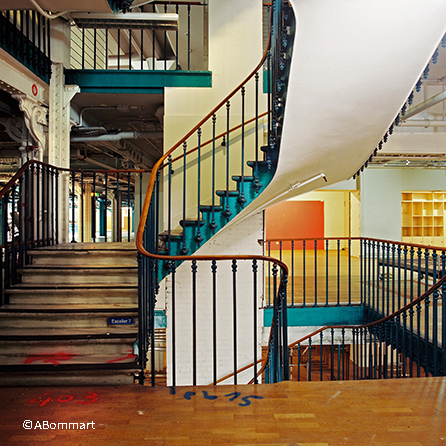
[2,377,446,445]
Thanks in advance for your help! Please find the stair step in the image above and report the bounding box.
[28,243,137,267]
[17,267,138,285]
[0,368,138,386]
[231,175,255,182]
[0,304,137,312]
[199,204,224,212]
[216,190,240,197]
[179,218,205,228]
[5,287,138,306]
[159,229,183,240]
[0,309,138,329]
[0,327,137,340]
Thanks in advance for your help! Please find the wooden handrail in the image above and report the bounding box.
[161,111,269,167]
[0,160,150,200]
[263,236,446,253]
[136,11,273,257]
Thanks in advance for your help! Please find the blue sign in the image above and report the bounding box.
[108,317,135,325]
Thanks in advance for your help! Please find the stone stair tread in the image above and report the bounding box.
[19,265,137,270]
[0,354,137,366]
[8,283,138,290]
[30,242,137,251]
[0,327,137,339]
[0,304,137,313]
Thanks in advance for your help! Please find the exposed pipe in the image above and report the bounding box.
[70,131,163,142]
[29,0,66,19]
[400,119,446,127]
[403,89,446,120]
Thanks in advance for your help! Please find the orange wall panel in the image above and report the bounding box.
[265,201,324,249]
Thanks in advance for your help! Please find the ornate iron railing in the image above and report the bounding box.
[264,238,446,313]
[136,0,294,385]
[283,274,446,382]
[0,10,52,83]
[0,160,149,305]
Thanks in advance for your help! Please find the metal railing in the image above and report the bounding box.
[264,238,446,313]
[285,274,446,382]
[0,10,51,83]
[70,2,207,71]
[0,160,149,305]
[136,0,294,385]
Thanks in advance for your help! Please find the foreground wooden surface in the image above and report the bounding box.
[1,377,446,445]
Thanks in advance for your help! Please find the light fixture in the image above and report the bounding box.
[70,12,178,30]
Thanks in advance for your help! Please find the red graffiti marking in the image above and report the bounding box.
[24,353,77,366]
[29,392,99,407]
[106,351,137,363]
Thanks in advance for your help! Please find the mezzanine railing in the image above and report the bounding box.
[260,237,445,383]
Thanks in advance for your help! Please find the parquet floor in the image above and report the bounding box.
[1,377,446,445]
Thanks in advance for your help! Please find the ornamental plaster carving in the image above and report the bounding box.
[12,94,48,160]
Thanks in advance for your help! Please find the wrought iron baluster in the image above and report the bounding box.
[127,172,131,242]
[238,86,246,208]
[192,260,197,386]
[18,174,24,268]
[424,248,430,293]
[181,141,188,255]
[416,301,422,377]
[168,155,172,255]
[129,29,132,70]
[232,259,238,384]
[252,259,258,384]
[211,260,217,384]
[80,170,84,243]
[210,115,217,234]
[55,169,59,244]
[223,101,231,222]
[11,184,17,286]
[175,4,179,69]
[319,331,323,381]
[92,172,96,242]
[104,172,108,242]
[195,128,203,247]
[187,4,191,70]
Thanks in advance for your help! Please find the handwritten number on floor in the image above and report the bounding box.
[183,391,263,407]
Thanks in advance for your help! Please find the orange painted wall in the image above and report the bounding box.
[265,201,324,249]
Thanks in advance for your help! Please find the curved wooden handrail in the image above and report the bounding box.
[136,11,273,258]
[245,272,446,383]
[263,236,446,253]
[0,159,151,200]
[287,273,446,350]
[161,111,269,167]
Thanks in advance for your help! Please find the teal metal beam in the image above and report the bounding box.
[264,305,365,327]
[64,69,212,94]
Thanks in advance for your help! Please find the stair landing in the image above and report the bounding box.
[1,378,446,445]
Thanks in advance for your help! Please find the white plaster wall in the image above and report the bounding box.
[163,0,265,228]
[165,212,264,386]
[360,168,446,242]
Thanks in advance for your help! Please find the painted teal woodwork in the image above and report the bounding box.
[154,310,167,329]
[64,70,212,94]
[263,305,365,327]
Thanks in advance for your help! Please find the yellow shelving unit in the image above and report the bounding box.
[401,191,445,246]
